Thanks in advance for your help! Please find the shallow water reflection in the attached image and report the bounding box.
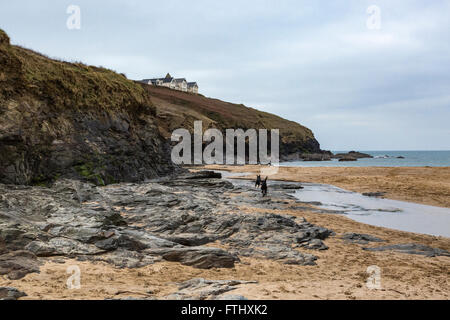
[216,170,450,237]
[294,183,450,238]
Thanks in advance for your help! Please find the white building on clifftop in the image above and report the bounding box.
[141,73,199,94]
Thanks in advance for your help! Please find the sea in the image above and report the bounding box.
[280,150,450,167]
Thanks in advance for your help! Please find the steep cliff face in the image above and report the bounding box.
[144,85,323,161]
[0,30,176,185]
[0,28,324,186]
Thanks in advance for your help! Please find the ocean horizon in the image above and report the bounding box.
[280,150,450,167]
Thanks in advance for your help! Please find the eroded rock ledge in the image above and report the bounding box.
[0,172,333,280]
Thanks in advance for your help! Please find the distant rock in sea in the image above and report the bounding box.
[338,157,357,162]
[282,151,332,162]
[333,151,373,159]
[301,153,332,161]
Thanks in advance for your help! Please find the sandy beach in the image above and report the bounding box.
[1,165,449,300]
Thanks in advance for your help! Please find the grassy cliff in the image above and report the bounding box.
[0,28,323,186]
[0,29,175,185]
[144,85,322,159]
[0,30,151,114]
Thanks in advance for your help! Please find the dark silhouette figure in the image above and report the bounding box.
[255,175,261,188]
[261,177,268,197]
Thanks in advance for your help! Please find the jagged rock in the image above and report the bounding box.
[341,233,385,244]
[271,184,304,190]
[95,237,119,251]
[244,246,317,265]
[160,233,218,246]
[0,174,334,272]
[363,243,450,257]
[0,223,38,252]
[164,278,256,300]
[301,153,331,161]
[179,171,222,180]
[0,287,27,300]
[362,192,386,198]
[302,239,328,250]
[25,238,105,257]
[118,230,180,249]
[150,247,239,269]
[0,250,41,280]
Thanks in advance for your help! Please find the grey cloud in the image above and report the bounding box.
[0,0,448,150]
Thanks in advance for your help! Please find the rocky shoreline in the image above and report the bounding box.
[283,150,373,162]
[0,171,336,299]
[0,171,450,299]
[1,169,449,300]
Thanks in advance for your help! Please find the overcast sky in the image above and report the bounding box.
[1,0,449,150]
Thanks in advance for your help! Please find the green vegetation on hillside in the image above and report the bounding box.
[0,29,175,185]
[0,27,322,186]
[0,28,153,115]
[144,86,321,155]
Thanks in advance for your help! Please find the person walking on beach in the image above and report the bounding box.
[255,175,261,188]
[261,177,268,197]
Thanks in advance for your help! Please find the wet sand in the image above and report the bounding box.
[204,165,450,208]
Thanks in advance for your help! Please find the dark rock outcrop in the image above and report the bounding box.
[341,233,385,244]
[271,183,304,190]
[362,192,386,198]
[0,287,27,300]
[0,250,41,280]
[302,238,328,250]
[363,243,450,257]
[282,151,332,162]
[150,247,238,269]
[0,172,334,277]
[333,151,373,159]
[178,170,222,180]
